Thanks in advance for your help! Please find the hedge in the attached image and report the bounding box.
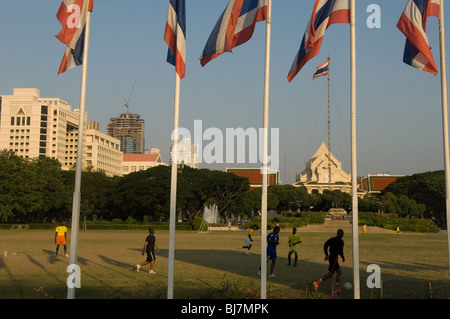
[0,222,193,231]
[358,212,440,233]
[247,212,326,230]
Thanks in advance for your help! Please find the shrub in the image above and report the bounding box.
[192,217,206,230]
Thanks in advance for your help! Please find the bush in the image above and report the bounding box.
[192,217,206,230]
[358,213,440,233]
[248,213,326,230]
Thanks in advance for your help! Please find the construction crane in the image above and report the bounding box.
[124,77,137,113]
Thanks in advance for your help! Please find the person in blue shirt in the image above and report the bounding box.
[258,226,280,278]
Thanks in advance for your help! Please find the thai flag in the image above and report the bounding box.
[200,0,268,67]
[397,0,440,75]
[287,0,350,83]
[164,0,186,79]
[313,59,329,80]
[56,0,93,74]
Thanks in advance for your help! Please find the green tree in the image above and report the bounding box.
[0,151,44,222]
[110,165,171,221]
[383,171,445,226]
[33,157,71,221]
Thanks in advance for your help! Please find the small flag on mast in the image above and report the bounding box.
[313,59,329,80]
[56,0,93,74]
[287,0,349,83]
[200,0,268,66]
[164,0,186,79]
[397,0,440,75]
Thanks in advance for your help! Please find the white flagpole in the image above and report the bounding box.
[167,73,180,299]
[438,0,450,278]
[350,0,360,299]
[260,0,272,300]
[67,6,91,300]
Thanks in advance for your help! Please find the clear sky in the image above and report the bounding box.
[0,0,448,184]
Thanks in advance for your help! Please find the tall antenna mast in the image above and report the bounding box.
[327,57,331,187]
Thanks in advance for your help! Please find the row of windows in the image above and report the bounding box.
[11,116,31,126]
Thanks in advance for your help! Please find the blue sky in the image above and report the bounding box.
[0,0,448,184]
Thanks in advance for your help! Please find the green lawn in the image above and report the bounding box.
[0,228,449,299]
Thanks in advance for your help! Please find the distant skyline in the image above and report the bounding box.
[1,1,449,184]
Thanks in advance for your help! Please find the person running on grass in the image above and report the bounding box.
[287,227,302,267]
[258,226,280,278]
[238,225,257,255]
[55,220,69,257]
[313,229,345,293]
[137,228,160,274]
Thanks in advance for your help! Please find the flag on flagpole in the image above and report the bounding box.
[200,0,268,66]
[397,0,440,75]
[56,0,94,74]
[287,0,350,82]
[165,0,186,79]
[313,59,329,79]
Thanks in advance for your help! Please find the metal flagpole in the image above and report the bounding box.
[168,73,180,299]
[67,5,91,300]
[327,57,331,187]
[438,0,450,279]
[350,0,360,299]
[260,0,272,299]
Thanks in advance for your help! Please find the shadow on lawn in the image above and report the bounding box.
[125,247,450,298]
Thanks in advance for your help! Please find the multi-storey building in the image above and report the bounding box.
[0,88,123,177]
[169,136,199,168]
[106,113,145,154]
[0,88,85,164]
[85,121,123,177]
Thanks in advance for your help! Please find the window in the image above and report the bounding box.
[10,117,14,125]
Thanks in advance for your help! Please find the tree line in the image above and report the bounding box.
[0,150,446,228]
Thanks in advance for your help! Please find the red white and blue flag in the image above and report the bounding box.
[287,0,350,83]
[200,0,268,66]
[164,0,186,79]
[397,0,440,75]
[56,0,93,74]
[313,59,329,80]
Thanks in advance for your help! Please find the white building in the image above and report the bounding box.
[85,121,123,177]
[169,136,199,168]
[122,148,167,175]
[0,88,123,177]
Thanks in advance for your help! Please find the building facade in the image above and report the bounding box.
[293,142,357,195]
[85,121,123,177]
[0,89,123,177]
[122,148,167,175]
[106,113,145,154]
[0,88,86,166]
[169,136,199,168]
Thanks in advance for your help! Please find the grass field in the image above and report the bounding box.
[0,227,449,299]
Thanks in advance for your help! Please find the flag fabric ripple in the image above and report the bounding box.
[313,59,329,80]
[56,0,93,74]
[164,0,186,79]
[397,0,440,75]
[200,0,268,67]
[287,0,350,83]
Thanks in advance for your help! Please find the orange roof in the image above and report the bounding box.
[123,154,160,162]
[227,169,278,186]
[370,176,399,191]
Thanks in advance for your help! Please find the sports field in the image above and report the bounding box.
[0,226,449,299]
